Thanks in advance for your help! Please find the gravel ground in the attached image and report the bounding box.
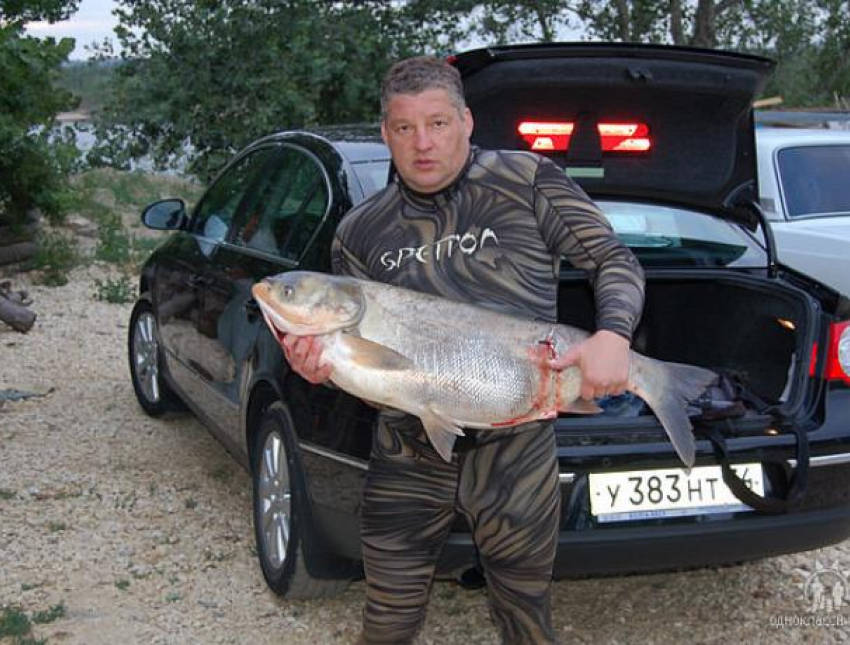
[2,263,850,644]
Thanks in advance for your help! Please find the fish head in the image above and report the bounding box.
[251,271,365,338]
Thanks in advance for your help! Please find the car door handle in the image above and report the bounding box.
[244,297,261,320]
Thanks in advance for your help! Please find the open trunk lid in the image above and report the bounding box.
[452,43,775,229]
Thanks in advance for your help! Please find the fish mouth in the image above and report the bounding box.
[254,298,291,345]
[251,281,356,337]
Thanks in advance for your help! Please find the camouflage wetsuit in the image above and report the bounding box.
[332,147,645,644]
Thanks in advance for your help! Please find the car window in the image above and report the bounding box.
[351,160,391,197]
[234,147,330,261]
[191,147,277,243]
[777,145,850,218]
[564,201,765,268]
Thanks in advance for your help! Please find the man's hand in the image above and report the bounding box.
[282,335,333,384]
[550,330,630,400]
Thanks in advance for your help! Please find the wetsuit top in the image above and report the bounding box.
[332,147,645,341]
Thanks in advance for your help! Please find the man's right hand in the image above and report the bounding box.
[282,335,333,384]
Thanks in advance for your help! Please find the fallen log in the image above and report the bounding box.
[0,298,36,332]
[0,281,36,332]
[0,241,38,266]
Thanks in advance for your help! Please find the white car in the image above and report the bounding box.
[756,127,850,296]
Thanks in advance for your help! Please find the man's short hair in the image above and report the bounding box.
[380,56,466,120]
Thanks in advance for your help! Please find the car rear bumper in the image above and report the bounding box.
[436,504,850,579]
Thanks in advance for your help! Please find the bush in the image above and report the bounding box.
[0,23,78,227]
[31,229,80,286]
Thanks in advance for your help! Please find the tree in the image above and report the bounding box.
[0,1,79,227]
[813,0,850,106]
[95,0,442,180]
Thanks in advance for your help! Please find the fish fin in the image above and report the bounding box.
[420,407,465,462]
[629,355,718,468]
[338,334,414,371]
[560,399,603,414]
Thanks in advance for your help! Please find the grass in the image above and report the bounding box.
[0,489,16,500]
[114,579,130,591]
[31,604,65,625]
[0,607,31,638]
[30,230,80,287]
[0,602,64,644]
[93,274,134,304]
[69,169,202,223]
[26,168,201,288]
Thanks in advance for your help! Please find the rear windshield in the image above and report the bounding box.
[777,145,850,218]
[351,160,391,197]
[567,201,765,269]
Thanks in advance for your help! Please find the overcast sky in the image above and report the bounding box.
[25,0,119,60]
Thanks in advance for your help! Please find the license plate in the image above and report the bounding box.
[588,463,764,523]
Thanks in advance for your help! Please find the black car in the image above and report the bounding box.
[129,44,850,599]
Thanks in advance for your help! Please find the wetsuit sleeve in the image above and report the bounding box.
[331,226,373,279]
[533,157,645,342]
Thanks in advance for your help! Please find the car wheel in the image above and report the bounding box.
[252,403,349,599]
[128,299,182,416]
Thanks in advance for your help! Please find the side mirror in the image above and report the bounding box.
[142,199,188,231]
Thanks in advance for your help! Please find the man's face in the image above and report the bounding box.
[381,88,474,194]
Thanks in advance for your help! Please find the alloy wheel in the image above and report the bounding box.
[258,430,292,569]
[133,311,161,404]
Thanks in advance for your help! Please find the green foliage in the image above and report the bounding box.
[96,1,438,180]
[0,1,80,228]
[0,601,63,645]
[56,60,118,115]
[0,606,31,638]
[94,274,134,303]
[31,229,80,286]
[31,603,65,625]
[95,215,133,264]
[1,1,79,24]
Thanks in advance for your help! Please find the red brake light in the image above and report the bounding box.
[517,122,574,151]
[517,121,651,153]
[825,321,850,385]
[598,123,652,152]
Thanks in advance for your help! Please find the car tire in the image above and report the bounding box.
[251,403,349,599]
[128,299,183,416]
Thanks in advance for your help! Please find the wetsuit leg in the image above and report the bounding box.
[457,424,560,645]
[359,415,459,644]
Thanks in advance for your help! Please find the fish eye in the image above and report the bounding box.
[283,285,293,298]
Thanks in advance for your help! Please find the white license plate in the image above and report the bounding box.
[588,463,765,523]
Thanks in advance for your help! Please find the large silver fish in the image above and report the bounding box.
[252,271,717,467]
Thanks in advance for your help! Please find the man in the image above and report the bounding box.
[284,56,645,644]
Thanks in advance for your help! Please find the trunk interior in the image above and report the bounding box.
[555,270,819,435]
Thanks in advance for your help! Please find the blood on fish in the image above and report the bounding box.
[491,343,558,427]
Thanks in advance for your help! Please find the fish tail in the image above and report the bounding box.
[628,354,718,468]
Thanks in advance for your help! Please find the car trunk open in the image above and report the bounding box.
[553,270,820,442]
[455,43,775,229]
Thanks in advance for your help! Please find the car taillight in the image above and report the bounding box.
[825,321,850,385]
[598,123,652,152]
[518,122,574,151]
[517,121,651,153]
